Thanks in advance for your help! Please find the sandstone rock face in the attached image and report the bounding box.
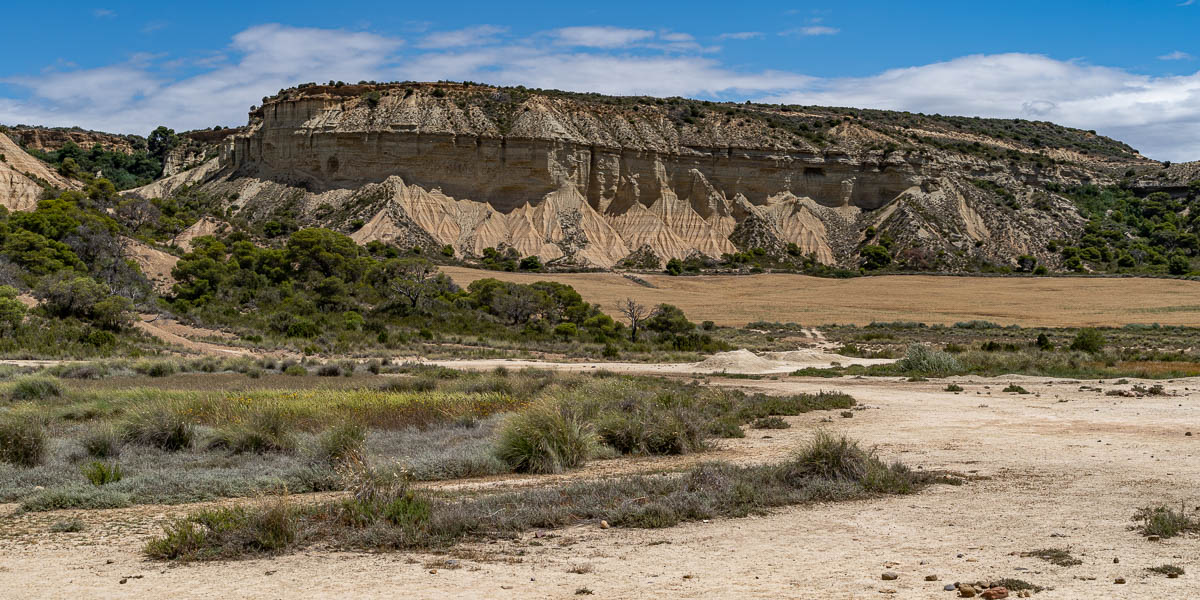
[0,133,80,211]
[131,83,1153,270]
[4,126,138,154]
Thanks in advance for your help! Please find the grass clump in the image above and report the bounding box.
[944,383,964,392]
[207,406,296,454]
[284,365,307,376]
[49,518,86,533]
[81,425,122,458]
[9,377,63,401]
[317,422,366,465]
[0,416,46,467]
[81,461,123,486]
[1147,564,1184,577]
[751,416,790,429]
[1134,505,1199,538]
[1003,384,1030,394]
[495,399,597,473]
[134,360,178,378]
[897,344,962,376]
[992,578,1045,592]
[120,403,195,451]
[1023,547,1082,567]
[145,497,299,560]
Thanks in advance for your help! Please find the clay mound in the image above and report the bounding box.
[121,237,178,293]
[695,349,784,373]
[172,217,227,252]
[124,157,221,201]
[0,133,80,211]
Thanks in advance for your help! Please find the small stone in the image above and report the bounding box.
[1186,431,1192,436]
[1112,557,1119,564]
[105,559,114,565]
[945,583,957,591]
[981,587,1008,600]
[429,569,437,574]
[882,572,899,581]
[599,520,610,529]
[264,570,276,576]
[1167,572,1179,579]
[925,574,939,581]
[119,579,127,585]
[1148,535,1161,541]
[1114,577,1125,584]
[958,584,977,598]
[501,585,513,590]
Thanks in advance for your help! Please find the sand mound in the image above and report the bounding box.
[172,217,226,252]
[121,237,178,293]
[695,349,783,373]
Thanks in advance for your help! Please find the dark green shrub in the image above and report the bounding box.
[751,416,790,429]
[82,461,123,486]
[1069,328,1105,353]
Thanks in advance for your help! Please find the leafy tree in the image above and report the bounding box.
[861,245,892,270]
[0,285,26,333]
[1069,328,1105,353]
[664,258,684,275]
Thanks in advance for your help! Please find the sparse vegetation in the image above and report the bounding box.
[1134,505,1199,538]
[1023,547,1082,567]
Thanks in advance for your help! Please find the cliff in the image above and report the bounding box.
[130,82,1160,271]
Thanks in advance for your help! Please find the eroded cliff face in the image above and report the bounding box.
[151,83,1149,270]
[0,133,80,211]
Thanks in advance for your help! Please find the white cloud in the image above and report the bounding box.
[1159,50,1194,61]
[417,25,507,49]
[764,53,1200,160]
[92,8,115,18]
[783,26,840,36]
[550,26,655,48]
[1179,0,1195,6]
[718,31,763,40]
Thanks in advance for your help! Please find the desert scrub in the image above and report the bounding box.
[8,377,63,401]
[944,383,964,392]
[1002,384,1030,394]
[1022,547,1082,567]
[1147,564,1185,577]
[81,461,123,485]
[495,398,597,473]
[81,425,122,458]
[206,404,297,454]
[145,433,948,561]
[317,422,366,465]
[751,416,790,429]
[1134,505,1198,538]
[897,344,962,376]
[0,416,46,467]
[120,402,195,451]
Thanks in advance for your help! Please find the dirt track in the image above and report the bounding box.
[3,372,1197,599]
[442,266,1200,328]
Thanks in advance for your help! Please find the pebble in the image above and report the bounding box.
[925,574,939,581]
[1114,577,1126,584]
[429,569,437,574]
[1112,557,1119,564]
[958,584,977,598]
[882,572,898,581]
[1148,535,1161,541]
[1187,432,1193,436]
[599,520,610,529]
[945,584,957,591]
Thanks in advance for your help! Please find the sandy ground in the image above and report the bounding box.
[442,266,1200,328]
[424,348,894,375]
[2,370,1198,599]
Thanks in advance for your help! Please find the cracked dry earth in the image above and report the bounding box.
[2,374,1198,599]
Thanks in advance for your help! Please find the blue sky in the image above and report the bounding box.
[2,1,1199,160]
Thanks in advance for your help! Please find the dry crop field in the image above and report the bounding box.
[441,267,1200,328]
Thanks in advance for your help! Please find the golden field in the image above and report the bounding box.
[441,267,1200,327]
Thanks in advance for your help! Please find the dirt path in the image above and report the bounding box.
[3,374,1198,598]
[423,348,893,375]
[131,314,253,358]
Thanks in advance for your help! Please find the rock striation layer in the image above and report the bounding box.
[130,83,1155,270]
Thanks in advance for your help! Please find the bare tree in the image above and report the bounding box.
[388,258,438,310]
[617,298,651,342]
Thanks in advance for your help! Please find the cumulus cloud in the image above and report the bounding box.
[1159,50,1194,61]
[783,26,840,36]
[550,26,655,48]
[417,25,507,49]
[718,31,763,40]
[764,53,1200,160]
[2,25,1200,161]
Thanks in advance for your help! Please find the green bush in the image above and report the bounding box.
[1134,505,1198,538]
[82,461,123,486]
[596,407,706,456]
[284,365,308,377]
[9,377,63,402]
[134,360,178,377]
[896,344,962,376]
[1069,328,1106,353]
[0,416,46,467]
[944,384,964,392]
[495,399,597,473]
[120,404,195,451]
